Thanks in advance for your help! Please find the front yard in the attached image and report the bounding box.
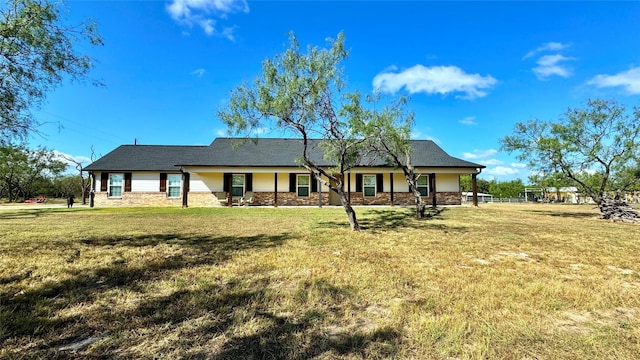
[1,204,638,359]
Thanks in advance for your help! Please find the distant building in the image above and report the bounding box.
[462,192,494,203]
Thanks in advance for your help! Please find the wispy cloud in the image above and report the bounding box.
[191,68,206,77]
[533,54,576,80]
[587,66,640,94]
[461,149,498,160]
[166,0,248,39]
[459,116,477,126]
[523,41,569,60]
[483,159,504,166]
[524,42,576,80]
[372,65,497,100]
[485,166,520,176]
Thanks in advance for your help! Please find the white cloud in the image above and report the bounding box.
[587,66,640,94]
[486,166,520,176]
[372,65,497,100]
[459,116,477,126]
[461,149,498,160]
[166,0,248,39]
[532,54,576,80]
[510,163,527,169]
[523,42,570,59]
[191,68,206,77]
[483,159,504,166]
[216,128,228,137]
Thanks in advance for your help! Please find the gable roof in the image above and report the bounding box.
[84,138,485,171]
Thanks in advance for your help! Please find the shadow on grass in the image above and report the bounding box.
[316,206,460,233]
[524,209,599,219]
[0,232,289,356]
[1,232,402,359]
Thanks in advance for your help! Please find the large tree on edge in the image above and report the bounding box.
[500,99,640,206]
[0,0,103,142]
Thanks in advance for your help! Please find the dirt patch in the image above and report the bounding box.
[554,307,639,333]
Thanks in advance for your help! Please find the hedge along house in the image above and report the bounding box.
[84,138,485,208]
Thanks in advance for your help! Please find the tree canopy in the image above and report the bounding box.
[500,99,640,204]
[219,32,368,230]
[0,0,102,142]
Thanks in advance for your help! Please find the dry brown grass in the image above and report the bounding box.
[0,203,638,359]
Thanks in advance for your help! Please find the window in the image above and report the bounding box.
[297,174,310,197]
[109,173,123,197]
[232,175,244,197]
[417,176,428,196]
[363,175,376,197]
[167,174,181,197]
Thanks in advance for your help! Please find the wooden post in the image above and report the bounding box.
[227,174,233,207]
[318,174,322,208]
[182,172,189,208]
[389,172,394,206]
[274,173,278,207]
[472,173,479,207]
[347,173,351,203]
[431,173,437,208]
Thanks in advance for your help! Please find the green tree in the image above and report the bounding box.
[460,175,490,194]
[357,94,431,218]
[0,0,102,142]
[219,32,368,231]
[500,99,640,206]
[0,144,66,201]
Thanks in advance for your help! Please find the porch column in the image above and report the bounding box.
[389,172,394,206]
[318,174,322,208]
[347,173,351,203]
[472,173,479,207]
[431,173,437,208]
[182,172,190,208]
[227,174,232,207]
[274,173,278,207]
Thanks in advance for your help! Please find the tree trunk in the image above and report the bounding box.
[403,168,427,219]
[337,187,360,231]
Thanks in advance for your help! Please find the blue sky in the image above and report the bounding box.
[29,1,640,181]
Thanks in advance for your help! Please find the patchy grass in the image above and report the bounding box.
[0,203,638,359]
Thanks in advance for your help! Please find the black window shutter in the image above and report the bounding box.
[100,172,108,191]
[376,173,383,193]
[246,173,253,192]
[311,173,318,193]
[160,173,167,192]
[124,173,132,192]
[355,174,363,192]
[289,173,296,192]
[223,173,231,192]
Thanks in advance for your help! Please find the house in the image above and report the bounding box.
[83,138,485,207]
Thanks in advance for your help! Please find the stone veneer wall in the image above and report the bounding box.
[93,192,182,207]
[254,192,330,206]
[92,191,462,207]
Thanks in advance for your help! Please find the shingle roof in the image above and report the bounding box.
[84,138,485,171]
[84,145,211,171]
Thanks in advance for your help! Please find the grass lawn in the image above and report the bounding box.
[1,203,639,359]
